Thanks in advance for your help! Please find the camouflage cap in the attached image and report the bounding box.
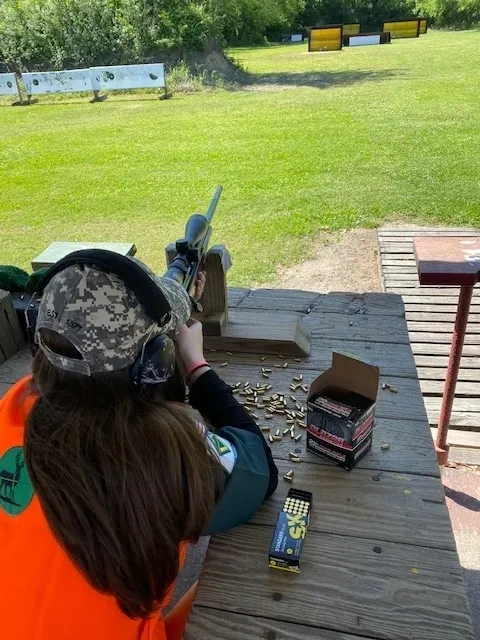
[35,258,192,375]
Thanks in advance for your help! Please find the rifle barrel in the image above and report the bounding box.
[205,185,223,222]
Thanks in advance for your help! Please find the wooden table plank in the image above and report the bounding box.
[190,525,473,640]
[416,366,480,381]
[185,608,374,640]
[390,287,480,297]
[251,461,453,550]
[420,379,480,396]
[271,432,438,477]
[406,311,480,323]
[409,331,480,345]
[424,399,480,428]
[411,342,479,356]
[408,320,480,333]
[414,353,480,369]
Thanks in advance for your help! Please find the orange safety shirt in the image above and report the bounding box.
[0,376,186,640]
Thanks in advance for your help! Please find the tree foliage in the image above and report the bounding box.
[0,0,479,72]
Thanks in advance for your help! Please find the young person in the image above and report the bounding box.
[0,259,278,639]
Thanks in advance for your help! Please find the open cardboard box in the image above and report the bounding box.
[306,352,379,470]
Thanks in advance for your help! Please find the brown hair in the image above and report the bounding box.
[24,329,223,619]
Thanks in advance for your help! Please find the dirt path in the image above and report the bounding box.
[269,229,381,293]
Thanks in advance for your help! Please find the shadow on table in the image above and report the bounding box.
[243,68,404,90]
[444,486,480,512]
[463,569,480,639]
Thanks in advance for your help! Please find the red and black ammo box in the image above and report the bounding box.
[306,352,379,470]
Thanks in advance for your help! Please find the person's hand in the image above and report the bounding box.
[191,271,206,302]
[176,318,205,369]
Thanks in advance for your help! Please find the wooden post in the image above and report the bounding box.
[0,290,26,364]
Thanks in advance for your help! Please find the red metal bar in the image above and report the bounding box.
[436,285,474,465]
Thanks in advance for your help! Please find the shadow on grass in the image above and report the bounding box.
[242,68,404,90]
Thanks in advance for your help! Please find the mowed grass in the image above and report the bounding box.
[1,30,479,285]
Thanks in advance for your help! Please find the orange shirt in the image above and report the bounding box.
[0,376,186,640]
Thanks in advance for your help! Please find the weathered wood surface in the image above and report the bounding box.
[185,609,372,640]
[191,525,473,640]
[1,288,473,639]
[378,227,480,440]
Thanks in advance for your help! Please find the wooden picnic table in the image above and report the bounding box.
[184,288,475,640]
[0,287,474,640]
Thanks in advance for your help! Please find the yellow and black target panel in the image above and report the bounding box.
[419,18,428,34]
[343,31,391,47]
[308,25,343,52]
[342,23,361,36]
[382,19,420,38]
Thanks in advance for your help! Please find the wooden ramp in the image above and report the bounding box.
[378,227,480,447]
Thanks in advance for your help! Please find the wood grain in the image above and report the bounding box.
[192,525,473,640]
[406,311,480,323]
[424,399,480,428]
[186,608,372,640]
[270,433,439,477]
[252,461,454,550]
[390,287,480,297]
[420,378,479,396]
[431,427,480,448]
[204,309,311,356]
[416,366,480,381]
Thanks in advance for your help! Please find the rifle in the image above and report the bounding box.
[164,185,222,311]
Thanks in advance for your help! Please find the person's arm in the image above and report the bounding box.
[188,369,277,497]
[176,321,278,517]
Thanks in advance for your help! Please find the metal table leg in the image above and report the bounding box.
[435,285,474,465]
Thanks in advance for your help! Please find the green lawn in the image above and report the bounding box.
[1,30,479,286]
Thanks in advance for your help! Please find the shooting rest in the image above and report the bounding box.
[166,244,311,356]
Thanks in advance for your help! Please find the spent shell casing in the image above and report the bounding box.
[381,443,391,451]
[283,475,293,483]
[261,356,266,361]
[294,358,302,362]
[290,395,296,402]
[290,455,301,463]
[221,362,228,367]
[226,352,233,356]
[275,429,280,436]
[272,435,282,441]
[285,469,294,478]
[262,373,270,378]
[268,435,274,443]
[283,362,288,368]
[261,426,270,432]
[278,355,286,360]
[294,434,302,442]
[283,428,290,435]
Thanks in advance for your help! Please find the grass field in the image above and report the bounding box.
[1,30,479,285]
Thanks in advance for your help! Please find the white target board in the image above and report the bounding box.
[90,64,166,91]
[349,35,381,46]
[22,69,93,95]
[291,34,303,42]
[0,73,19,96]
